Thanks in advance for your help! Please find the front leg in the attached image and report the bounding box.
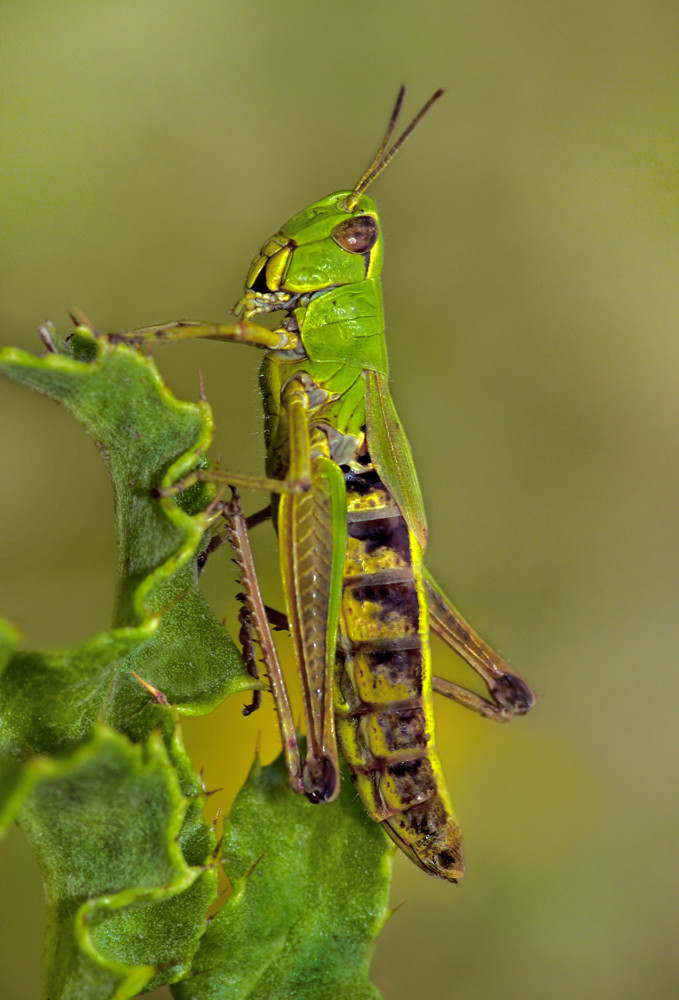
[107,318,293,352]
[425,569,534,721]
[156,369,315,501]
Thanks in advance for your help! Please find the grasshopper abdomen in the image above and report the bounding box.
[336,466,465,880]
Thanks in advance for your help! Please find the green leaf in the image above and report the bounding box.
[173,750,394,1000]
[19,724,217,1000]
[0,329,254,996]
[0,327,255,767]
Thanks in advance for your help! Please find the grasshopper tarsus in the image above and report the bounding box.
[493,672,534,714]
[242,690,263,716]
[303,756,339,804]
[264,606,289,632]
[197,528,230,575]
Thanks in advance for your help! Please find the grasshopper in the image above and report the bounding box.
[112,88,534,881]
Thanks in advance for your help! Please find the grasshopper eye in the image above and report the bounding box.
[332,215,378,253]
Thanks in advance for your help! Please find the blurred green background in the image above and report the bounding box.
[1,1,678,998]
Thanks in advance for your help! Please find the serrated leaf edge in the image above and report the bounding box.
[0,333,217,635]
[28,724,213,998]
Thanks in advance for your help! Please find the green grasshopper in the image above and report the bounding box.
[112,87,534,881]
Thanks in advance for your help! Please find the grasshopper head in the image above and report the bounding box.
[234,191,383,320]
[233,87,444,323]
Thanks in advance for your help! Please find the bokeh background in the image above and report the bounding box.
[1,2,678,998]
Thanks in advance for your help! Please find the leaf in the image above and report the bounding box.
[173,750,394,1000]
[0,328,256,997]
[19,725,217,1000]
[0,326,255,767]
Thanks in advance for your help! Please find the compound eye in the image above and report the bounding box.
[332,215,378,253]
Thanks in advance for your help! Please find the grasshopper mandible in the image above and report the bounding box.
[111,88,534,881]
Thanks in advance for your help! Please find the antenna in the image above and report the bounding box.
[343,87,445,210]
[352,85,406,196]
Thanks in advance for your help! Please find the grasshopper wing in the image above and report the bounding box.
[364,369,428,550]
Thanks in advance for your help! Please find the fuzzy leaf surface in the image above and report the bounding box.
[0,330,254,997]
[173,751,394,1000]
[0,328,254,766]
[19,725,217,999]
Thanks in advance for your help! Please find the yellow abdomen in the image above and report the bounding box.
[334,465,465,881]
